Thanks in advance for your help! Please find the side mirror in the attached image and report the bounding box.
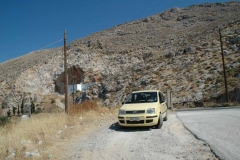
[122,102,125,105]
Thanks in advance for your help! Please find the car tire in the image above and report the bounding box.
[155,113,163,129]
[118,123,125,129]
[163,110,168,121]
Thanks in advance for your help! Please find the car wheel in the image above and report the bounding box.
[118,123,125,129]
[155,113,163,129]
[163,110,168,121]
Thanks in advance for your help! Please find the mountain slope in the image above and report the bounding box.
[1,2,240,109]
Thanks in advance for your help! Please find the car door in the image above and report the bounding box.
[159,92,167,112]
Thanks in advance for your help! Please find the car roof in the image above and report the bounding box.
[132,90,162,93]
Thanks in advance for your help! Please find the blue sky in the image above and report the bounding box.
[0,0,228,64]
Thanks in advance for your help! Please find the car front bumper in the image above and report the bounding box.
[118,114,159,127]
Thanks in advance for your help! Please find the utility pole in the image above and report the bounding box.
[64,30,69,113]
[219,28,229,103]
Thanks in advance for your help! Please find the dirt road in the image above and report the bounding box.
[61,111,217,160]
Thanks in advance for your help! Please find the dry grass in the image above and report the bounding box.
[202,101,221,108]
[0,101,118,159]
[203,101,240,107]
[69,101,109,115]
[0,112,70,159]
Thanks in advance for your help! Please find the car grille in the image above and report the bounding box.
[126,120,144,124]
[126,110,145,114]
[146,120,153,123]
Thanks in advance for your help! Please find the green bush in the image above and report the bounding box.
[21,99,24,114]
[215,77,223,84]
[34,108,42,114]
[0,116,8,126]
[31,101,35,113]
[7,109,11,117]
[228,79,237,86]
[12,107,17,116]
[17,105,20,115]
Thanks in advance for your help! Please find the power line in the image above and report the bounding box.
[135,0,156,19]
[167,0,178,9]
[135,0,178,20]
[152,0,177,13]
[147,0,166,16]
[38,39,63,50]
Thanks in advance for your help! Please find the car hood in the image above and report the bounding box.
[120,102,158,110]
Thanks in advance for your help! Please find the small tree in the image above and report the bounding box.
[17,105,20,115]
[21,99,24,114]
[31,101,35,114]
[12,107,17,116]
[7,109,11,117]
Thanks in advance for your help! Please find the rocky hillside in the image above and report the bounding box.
[1,2,240,109]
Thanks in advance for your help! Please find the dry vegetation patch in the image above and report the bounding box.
[0,101,118,159]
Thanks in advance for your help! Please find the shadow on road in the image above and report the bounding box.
[109,122,152,132]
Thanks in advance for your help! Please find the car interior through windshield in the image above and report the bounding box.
[125,92,157,103]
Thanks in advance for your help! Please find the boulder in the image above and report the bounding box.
[165,52,175,58]
[103,99,110,106]
[55,99,64,109]
[229,44,238,50]
[75,92,88,104]
[7,147,16,159]
[202,42,209,46]
[223,50,231,55]
[25,149,40,158]
[232,36,240,44]
[177,15,190,21]
[236,72,240,78]
[184,46,196,54]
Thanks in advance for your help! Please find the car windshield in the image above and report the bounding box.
[125,92,158,103]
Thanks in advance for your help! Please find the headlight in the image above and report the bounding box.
[147,108,155,114]
[119,110,126,115]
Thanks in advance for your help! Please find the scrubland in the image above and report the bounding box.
[0,101,117,159]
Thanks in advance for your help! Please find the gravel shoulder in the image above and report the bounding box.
[61,111,217,160]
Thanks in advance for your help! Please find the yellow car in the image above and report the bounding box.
[118,90,167,129]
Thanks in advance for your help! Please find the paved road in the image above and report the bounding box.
[177,107,240,160]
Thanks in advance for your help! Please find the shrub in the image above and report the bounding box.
[21,99,24,114]
[146,65,151,70]
[0,116,8,126]
[7,109,11,117]
[150,79,157,84]
[50,99,55,104]
[215,77,223,84]
[17,105,20,115]
[34,108,42,114]
[31,101,35,113]
[206,77,213,82]
[228,79,237,86]
[12,107,17,116]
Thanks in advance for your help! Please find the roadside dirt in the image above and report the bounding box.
[53,110,218,160]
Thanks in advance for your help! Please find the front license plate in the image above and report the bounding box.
[130,117,139,121]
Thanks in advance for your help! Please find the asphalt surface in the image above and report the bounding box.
[177,107,240,160]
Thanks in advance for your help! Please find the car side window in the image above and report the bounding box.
[159,92,165,103]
